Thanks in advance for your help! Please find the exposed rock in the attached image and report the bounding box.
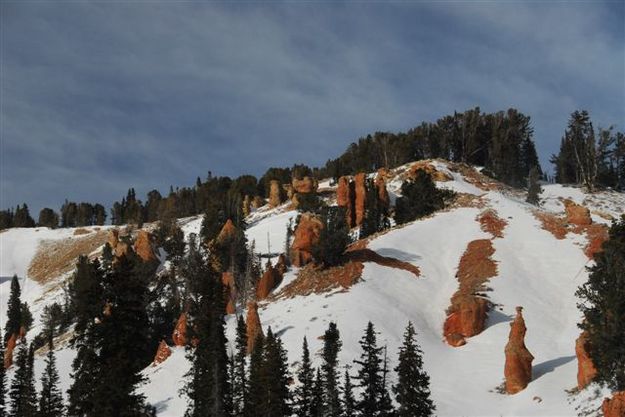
[602,391,625,417]
[222,272,237,315]
[409,161,453,182]
[292,177,318,194]
[375,169,390,209]
[269,180,282,208]
[354,173,367,226]
[252,196,264,209]
[275,253,288,275]
[563,199,592,226]
[246,301,263,353]
[534,211,568,240]
[107,228,120,250]
[344,248,420,278]
[256,262,283,300]
[477,209,507,238]
[4,333,17,369]
[134,230,158,262]
[276,261,364,299]
[284,184,295,200]
[505,307,534,394]
[575,331,598,390]
[217,219,237,242]
[290,214,324,267]
[153,340,172,365]
[444,296,489,347]
[172,312,188,347]
[242,195,252,217]
[336,176,355,227]
[584,223,609,259]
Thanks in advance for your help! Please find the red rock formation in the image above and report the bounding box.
[337,176,355,227]
[153,340,172,365]
[584,224,609,259]
[222,272,237,315]
[217,219,237,243]
[252,196,264,209]
[269,180,282,208]
[354,173,367,226]
[563,199,592,226]
[107,229,120,250]
[290,214,324,267]
[409,161,453,182]
[275,253,288,275]
[134,230,158,262]
[4,333,17,369]
[602,391,625,417]
[575,331,598,390]
[375,170,390,209]
[256,262,283,300]
[444,296,489,347]
[505,307,534,394]
[242,195,252,217]
[246,302,263,353]
[292,177,318,194]
[172,312,188,346]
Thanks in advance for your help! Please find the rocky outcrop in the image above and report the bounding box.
[217,219,237,243]
[375,169,390,209]
[242,195,252,217]
[292,177,318,194]
[246,302,263,354]
[575,331,598,390]
[444,296,489,347]
[290,214,324,267]
[222,272,236,315]
[172,312,188,347]
[602,391,625,417]
[337,176,355,227]
[153,340,172,365]
[256,262,283,300]
[504,307,534,394]
[252,196,264,209]
[563,199,592,226]
[134,230,158,262]
[354,173,367,227]
[107,229,131,259]
[409,161,453,182]
[4,333,17,369]
[269,180,282,208]
[275,253,288,275]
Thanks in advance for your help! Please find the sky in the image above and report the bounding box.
[1,1,624,216]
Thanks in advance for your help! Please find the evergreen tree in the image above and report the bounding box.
[341,368,355,417]
[260,328,291,417]
[37,208,59,229]
[393,322,434,417]
[38,335,64,417]
[0,336,6,417]
[378,347,395,417]
[322,323,342,417]
[526,166,542,206]
[576,217,625,390]
[312,207,351,267]
[354,322,384,417]
[360,179,389,240]
[310,368,324,417]
[232,316,248,417]
[294,337,314,417]
[4,276,21,344]
[245,333,265,417]
[394,171,455,225]
[13,204,35,228]
[9,340,37,417]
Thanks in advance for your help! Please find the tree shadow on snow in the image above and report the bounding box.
[533,356,576,381]
[373,248,422,262]
[486,309,513,328]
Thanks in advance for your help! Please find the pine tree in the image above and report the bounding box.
[576,217,625,390]
[311,368,324,417]
[245,333,265,417]
[322,322,342,417]
[359,179,389,240]
[526,166,542,206]
[394,170,455,225]
[4,276,21,344]
[393,322,434,417]
[260,328,291,417]
[312,207,351,267]
[38,335,64,417]
[232,316,248,417]
[354,322,384,417]
[0,336,6,417]
[378,347,395,417]
[341,367,356,417]
[294,337,314,417]
[9,340,37,417]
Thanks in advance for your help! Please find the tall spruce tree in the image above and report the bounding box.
[294,337,314,417]
[312,207,351,267]
[9,340,37,417]
[0,336,6,417]
[526,166,542,206]
[232,316,248,417]
[576,217,625,390]
[245,333,265,417]
[354,322,384,417]
[394,171,455,225]
[38,335,64,417]
[359,179,389,240]
[322,322,342,417]
[310,368,324,417]
[4,276,22,344]
[378,347,395,417]
[341,368,356,417]
[393,322,434,417]
[260,328,291,417]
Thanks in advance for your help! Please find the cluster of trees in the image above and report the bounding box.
[551,110,625,191]
[319,107,541,188]
[0,204,36,230]
[395,171,455,225]
[0,200,107,231]
[577,217,625,391]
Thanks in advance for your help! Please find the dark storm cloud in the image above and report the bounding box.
[1,1,623,214]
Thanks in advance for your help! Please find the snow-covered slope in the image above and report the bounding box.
[1,161,623,416]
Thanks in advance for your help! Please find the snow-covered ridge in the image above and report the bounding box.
[1,160,623,416]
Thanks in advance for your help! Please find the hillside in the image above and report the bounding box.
[1,160,624,416]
